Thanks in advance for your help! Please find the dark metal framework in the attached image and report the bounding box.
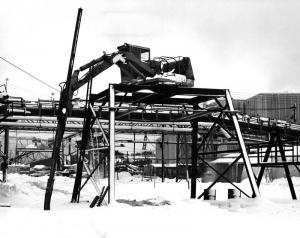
[70,83,263,202]
[1,85,300,202]
[1,83,300,203]
[254,130,299,199]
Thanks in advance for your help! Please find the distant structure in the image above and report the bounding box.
[234,93,299,123]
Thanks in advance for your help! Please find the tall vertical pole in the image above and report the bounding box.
[61,140,65,170]
[226,90,260,198]
[2,127,9,182]
[191,118,198,198]
[108,84,115,203]
[161,133,165,182]
[133,133,136,161]
[44,8,82,210]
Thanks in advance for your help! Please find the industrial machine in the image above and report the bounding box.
[44,8,194,210]
[79,43,194,87]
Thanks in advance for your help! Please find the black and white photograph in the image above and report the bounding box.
[1,0,300,237]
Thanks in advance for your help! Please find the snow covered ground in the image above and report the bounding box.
[1,172,300,238]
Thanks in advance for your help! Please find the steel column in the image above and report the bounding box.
[161,133,165,182]
[133,133,136,161]
[4,127,9,157]
[71,107,93,202]
[176,134,180,182]
[108,84,115,203]
[191,118,198,198]
[2,127,9,182]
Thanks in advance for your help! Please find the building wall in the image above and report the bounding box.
[155,134,192,164]
[234,93,300,123]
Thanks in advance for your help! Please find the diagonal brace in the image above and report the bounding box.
[198,154,242,199]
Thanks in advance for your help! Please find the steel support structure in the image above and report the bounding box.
[79,159,103,192]
[71,102,94,202]
[41,79,300,207]
[225,90,260,198]
[190,117,198,198]
[91,84,263,201]
[191,90,261,199]
[4,127,9,157]
[108,84,115,203]
[161,132,165,182]
[255,130,297,199]
[176,134,180,182]
[71,72,101,202]
[276,132,297,199]
[1,80,300,207]
[2,127,9,182]
[197,154,251,198]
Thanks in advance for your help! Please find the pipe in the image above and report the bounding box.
[6,116,213,127]
[0,121,207,133]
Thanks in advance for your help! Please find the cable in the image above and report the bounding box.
[0,56,60,93]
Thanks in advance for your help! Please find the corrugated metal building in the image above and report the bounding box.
[234,93,300,122]
[154,134,242,182]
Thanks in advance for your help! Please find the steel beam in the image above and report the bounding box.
[113,84,226,97]
[226,90,260,198]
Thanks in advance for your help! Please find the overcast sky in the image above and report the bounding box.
[1,0,300,100]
